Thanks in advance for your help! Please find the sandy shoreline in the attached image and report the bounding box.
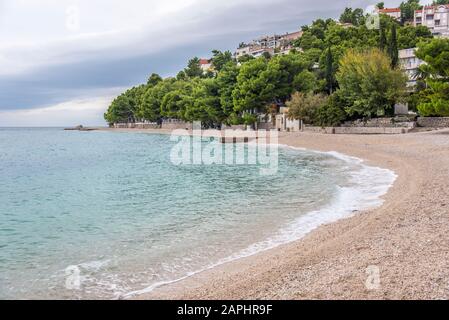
[101,128,449,299]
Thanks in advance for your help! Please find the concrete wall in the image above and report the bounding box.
[114,121,194,130]
[334,127,410,134]
[342,118,415,128]
[275,114,302,132]
[222,125,248,131]
[161,121,192,130]
[303,126,410,134]
[257,122,275,130]
[114,123,160,129]
[417,117,449,128]
[303,126,335,134]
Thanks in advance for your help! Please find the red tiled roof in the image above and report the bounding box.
[379,8,401,13]
[416,4,449,12]
[199,59,211,65]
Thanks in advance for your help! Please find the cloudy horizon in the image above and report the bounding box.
[0,0,412,126]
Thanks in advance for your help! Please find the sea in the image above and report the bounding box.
[0,128,396,299]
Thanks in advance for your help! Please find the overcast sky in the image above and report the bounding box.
[0,0,415,126]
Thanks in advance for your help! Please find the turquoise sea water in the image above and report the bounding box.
[0,128,395,299]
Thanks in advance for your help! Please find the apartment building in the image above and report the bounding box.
[234,30,302,59]
[398,48,424,89]
[414,5,449,37]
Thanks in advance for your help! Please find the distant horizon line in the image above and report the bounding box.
[0,126,108,128]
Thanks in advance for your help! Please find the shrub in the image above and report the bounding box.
[417,81,449,117]
[314,94,347,127]
[287,92,328,124]
[336,48,408,118]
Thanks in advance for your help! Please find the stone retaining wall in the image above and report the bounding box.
[303,126,410,134]
[417,117,449,128]
[342,118,415,128]
[161,122,192,130]
[114,123,160,129]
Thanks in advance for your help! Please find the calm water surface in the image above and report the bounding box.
[0,128,395,299]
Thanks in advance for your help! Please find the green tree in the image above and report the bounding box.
[314,94,347,127]
[414,38,449,116]
[400,0,421,22]
[324,46,335,93]
[293,70,319,93]
[339,8,365,26]
[216,62,240,119]
[211,50,234,72]
[287,92,328,124]
[417,81,449,116]
[237,54,255,63]
[160,80,194,119]
[232,58,268,113]
[432,0,449,4]
[379,23,387,51]
[397,25,432,49]
[104,85,146,124]
[376,2,385,9]
[388,23,399,68]
[138,78,174,122]
[147,73,162,86]
[176,70,187,81]
[262,51,272,60]
[104,95,134,125]
[336,48,408,118]
[183,78,224,127]
[415,38,449,80]
[184,57,204,78]
[232,54,307,114]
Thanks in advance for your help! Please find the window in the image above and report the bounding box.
[435,20,440,26]
[427,14,434,20]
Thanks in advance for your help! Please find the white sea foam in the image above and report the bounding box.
[121,147,397,299]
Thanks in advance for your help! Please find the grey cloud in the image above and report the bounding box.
[0,0,388,112]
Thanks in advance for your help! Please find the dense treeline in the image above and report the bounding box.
[105,3,448,127]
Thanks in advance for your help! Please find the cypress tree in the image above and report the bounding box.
[379,24,387,51]
[389,24,399,68]
[325,46,334,94]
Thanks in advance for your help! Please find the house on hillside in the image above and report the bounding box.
[376,7,402,21]
[414,5,449,37]
[399,48,425,89]
[199,58,213,73]
[234,30,302,59]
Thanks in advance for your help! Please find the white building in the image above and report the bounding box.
[235,45,251,58]
[199,58,213,73]
[399,48,425,89]
[377,7,402,21]
[234,30,302,59]
[414,5,449,37]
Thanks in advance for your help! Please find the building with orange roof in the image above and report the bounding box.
[376,7,402,21]
[199,58,213,73]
